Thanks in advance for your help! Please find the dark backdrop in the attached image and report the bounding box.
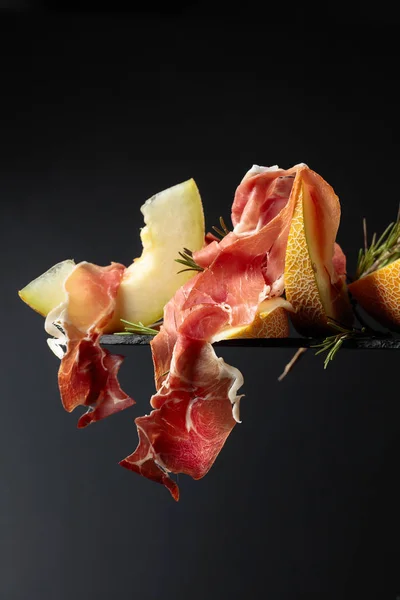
[1,7,399,600]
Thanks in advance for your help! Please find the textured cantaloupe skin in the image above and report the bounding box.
[284,169,353,336]
[251,307,289,338]
[348,259,400,332]
[211,298,291,342]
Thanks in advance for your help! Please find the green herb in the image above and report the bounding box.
[312,320,366,369]
[175,248,204,274]
[115,319,160,336]
[356,209,400,279]
[212,216,230,239]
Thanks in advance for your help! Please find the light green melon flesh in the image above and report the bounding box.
[106,178,205,331]
[18,259,76,317]
[18,179,205,330]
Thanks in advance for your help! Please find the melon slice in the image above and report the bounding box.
[18,259,76,317]
[348,259,400,332]
[284,169,353,335]
[18,179,205,332]
[105,178,204,331]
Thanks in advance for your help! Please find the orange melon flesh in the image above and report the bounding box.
[348,259,400,332]
[284,169,352,336]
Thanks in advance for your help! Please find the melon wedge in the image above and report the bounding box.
[284,169,353,335]
[211,298,291,342]
[18,259,76,317]
[348,258,400,332]
[105,178,204,331]
[18,179,205,332]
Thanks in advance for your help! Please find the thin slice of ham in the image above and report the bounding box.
[120,164,309,499]
[45,262,134,428]
[190,164,308,315]
[120,336,243,501]
[193,163,306,297]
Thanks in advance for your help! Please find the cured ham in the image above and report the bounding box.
[191,164,308,309]
[45,262,134,428]
[120,336,243,501]
[120,164,310,498]
[193,164,306,296]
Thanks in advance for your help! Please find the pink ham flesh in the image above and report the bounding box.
[120,337,242,501]
[47,262,134,427]
[193,166,302,296]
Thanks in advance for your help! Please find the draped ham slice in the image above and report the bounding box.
[190,164,307,313]
[45,262,134,428]
[120,164,309,499]
[120,336,243,501]
[193,164,305,296]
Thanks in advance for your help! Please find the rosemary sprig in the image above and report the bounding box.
[115,319,159,335]
[312,320,366,369]
[212,216,230,239]
[175,219,230,274]
[175,248,204,274]
[356,209,400,279]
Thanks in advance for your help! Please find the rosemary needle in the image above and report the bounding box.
[212,216,231,239]
[175,248,204,274]
[115,320,159,335]
[312,320,367,369]
[356,211,400,279]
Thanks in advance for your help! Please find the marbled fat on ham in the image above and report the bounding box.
[45,262,134,428]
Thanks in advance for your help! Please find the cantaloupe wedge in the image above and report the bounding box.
[348,259,400,332]
[284,168,353,336]
[18,179,205,331]
[211,297,291,342]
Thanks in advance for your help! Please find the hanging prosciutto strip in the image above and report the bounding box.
[46,262,134,428]
[120,333,243,501]
[120,164,309,499]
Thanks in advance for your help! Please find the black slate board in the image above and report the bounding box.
[100,334,400,349]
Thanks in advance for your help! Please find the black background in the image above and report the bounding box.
[1,5,399,600]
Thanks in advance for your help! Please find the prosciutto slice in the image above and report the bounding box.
[193,164,306,295]
[120,336,243,501]
[45,262,134,428]
[121,164,308,499]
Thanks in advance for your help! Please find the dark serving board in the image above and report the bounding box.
[101,334,400,349]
